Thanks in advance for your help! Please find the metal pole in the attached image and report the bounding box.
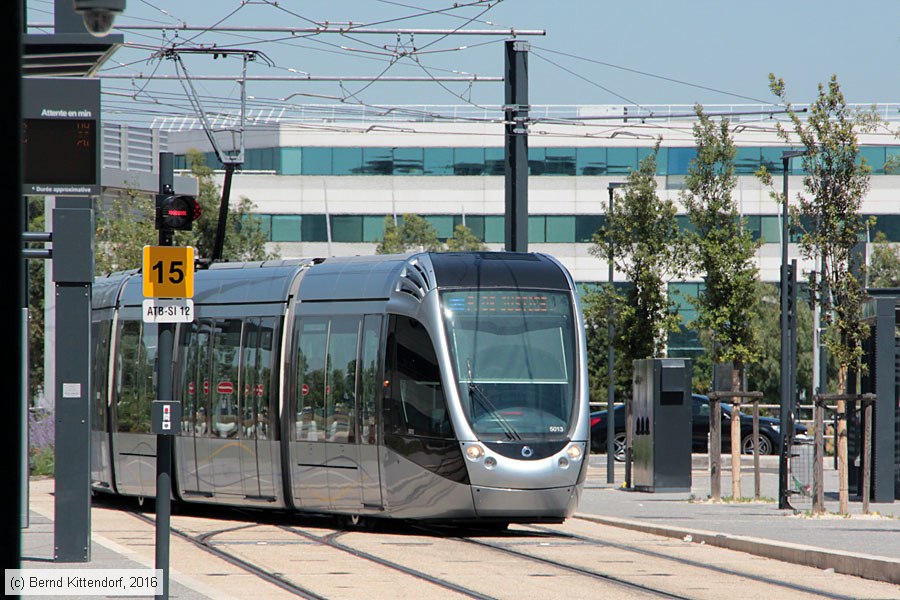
[155,153,175,600]
[778,154,794,510]
[504,39,529,252]
[606,183,624,483]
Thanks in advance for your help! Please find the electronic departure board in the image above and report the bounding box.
[23,118,97,185]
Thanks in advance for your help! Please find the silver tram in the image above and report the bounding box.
[90,252,590,524]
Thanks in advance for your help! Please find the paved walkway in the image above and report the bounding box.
[579,453,900,585]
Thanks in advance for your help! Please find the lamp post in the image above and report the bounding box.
[779,149,805,510]
[606,182,626,483]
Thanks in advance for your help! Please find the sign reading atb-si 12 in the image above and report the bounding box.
[143,246,195,323]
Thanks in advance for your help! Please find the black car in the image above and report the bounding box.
[691,394,808,456]
[590,394,808,460]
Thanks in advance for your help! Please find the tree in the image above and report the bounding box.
[868,231,900,288]
[764,75,872,389]
[186,150,274,262]
[682,105,762,390]
[581,286,632,404]
[765,74,874,514]
[94,150,275,271]
[590,146,684,365]
[447,223,487,251]
[375,214,442,254]
[26,198,46,403]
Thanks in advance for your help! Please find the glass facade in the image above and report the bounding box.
[255,213,900,244]
[176,145,900,177]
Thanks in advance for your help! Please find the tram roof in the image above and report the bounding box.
[93,252,573,309]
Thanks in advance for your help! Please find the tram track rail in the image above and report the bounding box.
[531,520,861,600]
[129,512,329,600]
[108,499,892,600]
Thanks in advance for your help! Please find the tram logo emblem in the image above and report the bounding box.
[521,446,533,458]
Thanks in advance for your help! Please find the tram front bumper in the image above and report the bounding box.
[471,484,581,520]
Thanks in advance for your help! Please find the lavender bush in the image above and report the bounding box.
[29,408,55,476]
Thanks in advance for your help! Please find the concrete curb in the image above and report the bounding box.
[575,512,900,585]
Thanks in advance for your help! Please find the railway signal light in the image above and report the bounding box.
[156,194,201,231]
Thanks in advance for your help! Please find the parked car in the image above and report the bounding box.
[691,394,808,456]
[590,394,808,461]
[589,403,626,460]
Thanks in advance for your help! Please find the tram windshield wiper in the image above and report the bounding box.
[466,359,520,441]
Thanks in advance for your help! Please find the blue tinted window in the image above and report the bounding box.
[544,148,576,175]
[363,215,387,242]
[607,148,638,175]
[424,148,454,175]
[302,148,331,175]
[528,147,546,175]
[577,147,606,175]
[394,148,423,175]
[302,215,328,241]
[271,215,301,242]
[333,148,363,175]
[668,147,697,175]
[455,148,485,175]
[858,146,885,174]
[426,215,456,240]
[546,215,576,242]
[528,215,545,242]
[886,147,900,174]
[331,216,363,242]
[575,215,604,242]
[484,147,505,175]
[484,216,504,243]
[760,147,789,174]
[870,214,900,242]
[363,148,393,175]
[735,147,761,174]
[281,148,302,175]
[637,147,662,174]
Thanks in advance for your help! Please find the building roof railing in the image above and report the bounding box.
[149,103,900,131]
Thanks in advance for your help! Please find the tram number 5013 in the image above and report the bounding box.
[143,246,195,299]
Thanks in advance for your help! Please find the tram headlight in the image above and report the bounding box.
[484,456,497,469]
[558,457,569,469]
[465,444,484,461]
[566,445,583,461]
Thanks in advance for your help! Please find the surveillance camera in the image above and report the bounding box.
[72,0,126,37]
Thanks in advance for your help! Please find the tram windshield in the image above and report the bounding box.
[442,290,577,440]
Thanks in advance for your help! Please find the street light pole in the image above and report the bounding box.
[606,182,626,483]
[779,149,805,510]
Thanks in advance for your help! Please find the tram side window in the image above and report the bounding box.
[115,320,156,434]
[211,319,242,438]
[326,316,361,443]
[296,318,329,441]
[180,320,213,436]
[91,320,111,433]
[359,315,382,445]
[385,315,453,439]
[242,318,275,440]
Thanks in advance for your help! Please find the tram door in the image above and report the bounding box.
[178,320,215,498]
[292,315,382,512]
[238,317,278,502]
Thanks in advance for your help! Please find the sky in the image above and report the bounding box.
[26,0,900,125]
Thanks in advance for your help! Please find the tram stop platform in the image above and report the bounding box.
[16,454,900,596]
[579,453,900,585]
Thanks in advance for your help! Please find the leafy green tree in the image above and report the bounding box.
[375,214,442,254]
[186,150,273,262]
[764,74,872,391]
[447,223,487,251]
[765,74,874,513]
[590,146,684,363]
[94,150,274,271]
[26,198,46,402]
[581,286,632,404]
[868,231,900,288]
[681,105,762,389]
[95,186,155,274]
